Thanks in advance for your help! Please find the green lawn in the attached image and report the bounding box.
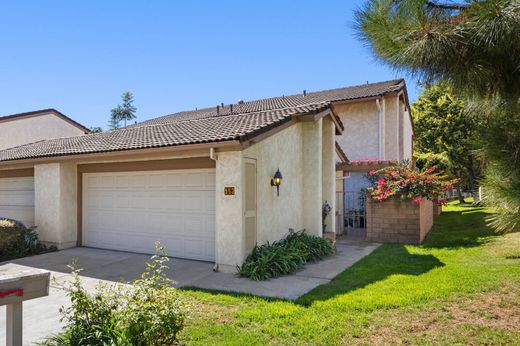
[178,202,520,345]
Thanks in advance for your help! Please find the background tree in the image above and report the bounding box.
[356,0,520,232]
[89,126,103,133]
[109,91,137,129]
[108,106,122,130]
[412,84,483,202]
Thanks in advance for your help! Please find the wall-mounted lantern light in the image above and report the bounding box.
[270,169,283,196]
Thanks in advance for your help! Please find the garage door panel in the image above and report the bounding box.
[205,172,216,187]
[0,191,34,206]
[0,177,35,227]
[84,169,216,261]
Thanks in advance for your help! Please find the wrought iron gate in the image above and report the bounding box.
[336,190,366,237]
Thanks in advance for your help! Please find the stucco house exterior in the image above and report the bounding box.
[334,80,413,235]
[0,79,411,272]
[0,109,90,150]
[0,109,90,229]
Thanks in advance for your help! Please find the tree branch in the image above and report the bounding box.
[425,1,467,10]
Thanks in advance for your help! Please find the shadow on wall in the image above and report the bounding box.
[296,245,444,306]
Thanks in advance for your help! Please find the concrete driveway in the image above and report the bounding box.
[0,237,379,345]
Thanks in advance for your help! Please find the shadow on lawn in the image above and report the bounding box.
[422,204,499,249]
[295,244,444,306]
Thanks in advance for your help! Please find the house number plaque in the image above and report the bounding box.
[224,187,235,196]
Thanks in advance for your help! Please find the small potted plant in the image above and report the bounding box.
[322,201,335,243]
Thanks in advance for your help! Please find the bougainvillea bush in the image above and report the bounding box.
[367,166,457,205]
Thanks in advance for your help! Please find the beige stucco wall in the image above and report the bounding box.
[384,96,399,161]
[243,123,305,244]
[214,151,244,271]
[334,94,413,164]
[335,100,379,160]
[0,113,86,150]
[215,117,335,270]
[34,162,77,248]
[322,117,336,234]
[301,119,323,236]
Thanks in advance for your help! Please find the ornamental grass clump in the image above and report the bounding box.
[238,230,335,281]
[41,243,187,346]
[368,165,457,205]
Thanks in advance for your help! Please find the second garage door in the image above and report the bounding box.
[0,177,35,227]
[83,169,216,261]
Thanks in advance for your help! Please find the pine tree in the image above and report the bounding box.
[109,91,137,129]
[119,92,137,127]
[108,106,122,130]
[356,0,520,232]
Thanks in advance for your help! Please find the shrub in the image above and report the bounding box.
[0,218,56,261]
[40,244,187,346]
[238,230,335,281]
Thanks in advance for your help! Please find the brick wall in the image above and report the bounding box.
[365,196,433,244]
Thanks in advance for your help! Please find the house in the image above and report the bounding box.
[0,109,90,150]
[333,80,413,235]
[0,79,412,272]
[0,109,90,228]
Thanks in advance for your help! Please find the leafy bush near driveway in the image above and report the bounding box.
[0,218,56,261]
[40,244,188,346]
[238,229,335,281]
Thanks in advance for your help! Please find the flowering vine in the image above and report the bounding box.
[367,165,458,205]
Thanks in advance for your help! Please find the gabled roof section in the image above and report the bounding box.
[0,108,90,133]
[133,79,405,127]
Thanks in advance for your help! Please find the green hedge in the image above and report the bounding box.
[0,219,56,261]
[238,230,335,280]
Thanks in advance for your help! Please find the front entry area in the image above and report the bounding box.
[82,169,216,261]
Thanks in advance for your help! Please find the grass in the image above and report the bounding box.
[177,201,520,345]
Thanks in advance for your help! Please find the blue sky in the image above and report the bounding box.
[0,1,420,130]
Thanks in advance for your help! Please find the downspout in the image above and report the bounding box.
[396,91,403,162]
[376,98,384,160]
[209,148,219,272]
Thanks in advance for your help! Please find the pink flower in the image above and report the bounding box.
[377,178,386,186]
[369,170,376,176]
[411,197,423,203]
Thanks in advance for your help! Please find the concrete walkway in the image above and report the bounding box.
[0,236,379,345]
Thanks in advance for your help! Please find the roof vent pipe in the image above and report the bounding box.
[230,104,233,113]
[221,102,224,107]
[303,90,307,96]
[238,99,244,104]
[216,105,220,115]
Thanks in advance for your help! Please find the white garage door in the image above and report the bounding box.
[0,177,35,227]
[83,169,216,261]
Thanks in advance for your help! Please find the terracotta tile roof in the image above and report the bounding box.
[0,103,329,162]
[0,79,405,163]
[135,79,404,127]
